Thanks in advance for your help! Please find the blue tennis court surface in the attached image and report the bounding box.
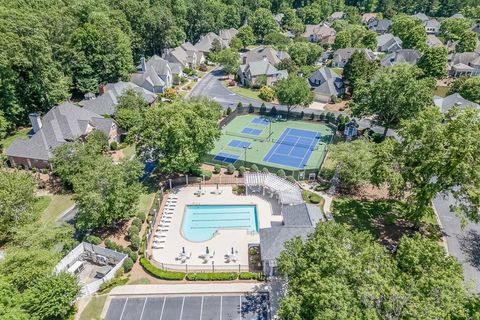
[251,117,270,126]
[241,127,263,136]
[213,152,239,164]
[228,139,252,149]
[263,128,321,169]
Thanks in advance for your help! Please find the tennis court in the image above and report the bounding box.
[208,115,335,174]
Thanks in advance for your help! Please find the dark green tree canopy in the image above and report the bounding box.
[274,75,313,114]
[391,14,427,50]
[417,46,448,79]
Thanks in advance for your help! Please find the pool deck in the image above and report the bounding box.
[150,186,281,271]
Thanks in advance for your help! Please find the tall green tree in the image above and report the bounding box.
[234,25,256,50]
[68,12,133,93]
[212,48,240,77]
[0,170,37,242]
[133,98,222,173]
[391,14,427,50]
[456,76,480,104]
[115,89,149,131]
[343,50,379,94]
[274,75,313,116]
[287,42,323,66]
[350,64,434,135]
[441,18,477,53]
[372,107,480,223]
[417,46,448,79]
[248,8,278,41]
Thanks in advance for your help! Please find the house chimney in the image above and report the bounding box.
[98,84,106,95]
[29,113,42,133]
[140,57,147,72]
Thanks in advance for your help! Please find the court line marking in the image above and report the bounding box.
[119,298,128,320]
[139,298,147,320]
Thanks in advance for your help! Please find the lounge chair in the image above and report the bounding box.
[152,244,164,249]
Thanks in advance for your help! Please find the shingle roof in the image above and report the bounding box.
[303,23,336,39]
[219,28,238,42]
[377,33,403,51]
[426,34,443,47]
[242,46,290,66]
[6,103,114,160]
[309,67,343,96]
[194,32,226,53]
[412,12,429,22]
[259,226,313,261]
[433,93,480,113]
[245,60,280,77]
[381,49,422,67]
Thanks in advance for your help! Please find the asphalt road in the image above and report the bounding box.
[433,194,480,292]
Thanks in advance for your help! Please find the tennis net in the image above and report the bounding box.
[270,137,320,150]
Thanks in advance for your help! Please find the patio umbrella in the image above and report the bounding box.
[231,247,234,254]
[182,247,185,254]
[206,246,209,254]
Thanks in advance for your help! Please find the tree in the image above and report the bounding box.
[456,31,477,53]
[116,89,149,131]
[350,64,434,136]
[259,86,275,102]
[372,107,480,223]
[391,15,427,50]
[73,157,143,230]
[274,75,313,117]
[332,30,352,50]
[329,139,375,191]
[264,32,291,50]
[297,3,323,24]
[248,8,278,41]
[441,18,477,53]
[234,25,256,50]
[361,29,377,50]
[277,222,472,320]
[0,170,37,242]
[68,12,133,93]
[0,112,9,141]
[213,49,239,77]
[417,46,448,79]
[343,50,379,94]
[22,273,80,320]
[133,98,222,173]
[287,42,323,66]
[456,76,480,104]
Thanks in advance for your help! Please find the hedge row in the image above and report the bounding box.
[139,258,186,280]
[239,272,264,281]
[186,272,237,281]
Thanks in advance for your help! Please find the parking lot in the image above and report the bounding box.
[104,293,270,320]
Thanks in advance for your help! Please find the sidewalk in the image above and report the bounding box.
[109,283,269,296]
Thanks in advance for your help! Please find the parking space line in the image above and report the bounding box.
[179,296,185,319]
[159,297,166,320]
[200,296,204,319]
[139,298,147,320]
[119,298,128,320]
[220,296,223,320]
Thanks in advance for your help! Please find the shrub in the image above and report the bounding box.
[286,175,296,183]
[110,141,118,151]
[226,164,235,174]
[331,95,341,103]
[308,193,322,204]
[199,64,208,72]
[318,113,325,121]
[140,258,185,280]
[314,183,330,192]
[270,106,277,117]
[227,80,235,86]
[85,235,101,245]
[163,87,177,100]
[258,86,275,102]
[259,103,267,115]
[237,102,243,112]
[130,234,140,251]
[250,164,259,172]
[248,103,254,113]
[276,169,286,178]
[183,67,197,76]
[300,111,304,119]
[262,167,269,173]
[123,257,134,272]
[104,239,114,249]
[202,169,212,180]
[128,226,140,239]
[238,166,246,177]
[239,272,264,281]
[136,210,147,222]
[186,272,237,281]
[132,218,142,229]
[99,276,128,294]
[226,106,232,115]
[309,113,315,120]
[213,164,221,174]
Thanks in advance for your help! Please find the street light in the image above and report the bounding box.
[243,145,252,167]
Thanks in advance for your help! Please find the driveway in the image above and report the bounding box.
[434,194,480,292]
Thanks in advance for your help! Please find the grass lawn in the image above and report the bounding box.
[121,144,135,160]
[127,278,151,285]
[0,127,30,150]
[302,190,325,209]
[34,196,52,216]
[228,84,262,101]
[79,295,107,320]
[40,194,75,223]
[433,86,450,97]
[331,197,440,243]
[331,68,343,76]
[137,192,156,217]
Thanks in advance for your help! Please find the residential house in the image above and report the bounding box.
[448,52,480,77]
[80,81,156,116]
[219,28,239,44]
[302,23,336,45]
[450,13,465,19]
[163,43,203,69]
[433,93,480,113]
[308,67,343,103]
[368,18,392,34]
[260,203,325,276]
[240,46,290,66]
[361,13,378,25]
[130,56,173,93]
[412,12,429,23]
[328,11,345,22]
[423,19,441,35]
[381,49,422,67]
[6,103,119,169]
[376,33,403,53]
[331,48,376,68]
[344,120,359,141]
[237,60,288,86]
[472,23,480,35]
[426,34,443,48]
[194,32,227,55]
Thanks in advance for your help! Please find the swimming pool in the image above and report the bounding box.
[182,205,259,242]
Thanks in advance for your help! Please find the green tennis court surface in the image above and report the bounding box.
[208,114,335,173]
